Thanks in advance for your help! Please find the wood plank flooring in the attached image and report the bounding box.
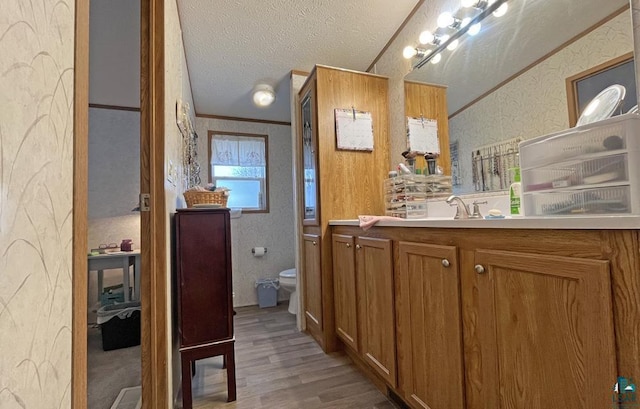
[184,304,396,408]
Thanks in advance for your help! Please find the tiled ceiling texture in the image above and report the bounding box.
[177,0,420,122]
[405,0,629,115]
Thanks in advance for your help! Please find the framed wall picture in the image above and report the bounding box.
[566,52,636,127]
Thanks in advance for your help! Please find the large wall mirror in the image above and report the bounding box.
[403,0,633,195]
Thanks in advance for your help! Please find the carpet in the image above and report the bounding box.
[88,324,141,409]
[110,386,141,409]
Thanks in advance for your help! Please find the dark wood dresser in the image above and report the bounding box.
[175,208,236,408]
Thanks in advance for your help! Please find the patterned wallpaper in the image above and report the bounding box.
[450,12,633,194]
[165,0,195,402]
[1,0,74,407]
[195,117,295,307]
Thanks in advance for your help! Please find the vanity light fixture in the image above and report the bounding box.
[252,84,276,107]
[462,0,489,9]
[404,0,508,69]
[403,46,432,59]
[492,2,508,17]
[437,12,462,29]
[419,30,435,45]
[468,22,482,36]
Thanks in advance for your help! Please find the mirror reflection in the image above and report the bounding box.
[404,0,633,194]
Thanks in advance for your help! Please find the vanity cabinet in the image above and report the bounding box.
[357,237,396,387]
[463,248,616,409]
[296,65,390,352]
[332,234,358,350]
[330,225,632,409]
[396,242,465,409]
[331,234,396,387]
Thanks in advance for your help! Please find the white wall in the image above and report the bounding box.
[165,0,195,402]
[0,0,74,407]
[89,0,141,107]
[195,117,295,307]
[88,108,141,219]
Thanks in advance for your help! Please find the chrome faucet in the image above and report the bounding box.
[446,195,487,219]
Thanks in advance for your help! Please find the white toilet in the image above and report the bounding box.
[278,268,297,315]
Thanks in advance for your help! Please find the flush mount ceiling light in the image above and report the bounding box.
[252,84,276,107]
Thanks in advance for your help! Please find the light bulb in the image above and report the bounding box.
[419,30,435,45]
[438,34,450,45]
[252,84,275,107]
[461,17,472,28]
[447,39,459,51]
[437,12,455,28]
[493,2,508,17]
[461,0,477,7]
[403,46,417,59]
[431,53,442,64]
[468,22,481,36]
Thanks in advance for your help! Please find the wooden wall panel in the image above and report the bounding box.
[315,66,390,222]
[404,81,450,175]
[73,0,89,407]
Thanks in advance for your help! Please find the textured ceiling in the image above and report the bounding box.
[177,0,420,122]
[405,0,629,114]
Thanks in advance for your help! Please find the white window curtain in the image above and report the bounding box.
[211,135,265,166]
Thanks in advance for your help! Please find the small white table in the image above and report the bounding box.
[88,250,141,302]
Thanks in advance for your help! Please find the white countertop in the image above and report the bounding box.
[329,215,640,229]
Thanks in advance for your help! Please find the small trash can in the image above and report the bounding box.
[97,301,141,351]
[255,278,279,308]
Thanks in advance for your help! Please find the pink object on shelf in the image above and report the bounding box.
[358,215,404,231]
[120,239,133,252]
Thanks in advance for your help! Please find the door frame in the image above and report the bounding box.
[72,0,168,407]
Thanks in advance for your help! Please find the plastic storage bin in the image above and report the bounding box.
[97,301,141,351]
[100,284,125,306]
[255,278,279,308]
[519,113,640,216]
[384,174,452,218]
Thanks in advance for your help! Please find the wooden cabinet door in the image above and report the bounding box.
[396,242,465,409]
[175,210,233,348]
[357,237,396,387]
[332,234,358,351]
[465,249,616,409]
[303,234,322,329]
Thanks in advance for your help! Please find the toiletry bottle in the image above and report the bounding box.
[509,167,522,216]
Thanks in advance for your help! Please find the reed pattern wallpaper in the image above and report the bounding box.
[0,0,75,407]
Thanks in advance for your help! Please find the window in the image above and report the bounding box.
[209,131,269,212]
[566,53,636,127]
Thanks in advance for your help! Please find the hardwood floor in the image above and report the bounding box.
[184,304,396,408]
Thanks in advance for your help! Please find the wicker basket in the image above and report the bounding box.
[183,190,228,208]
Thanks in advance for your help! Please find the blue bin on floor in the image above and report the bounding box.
[255,278,279,308]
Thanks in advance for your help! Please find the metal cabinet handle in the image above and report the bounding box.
[346,243,351,248]
[475,264,486,274]
[442,259,450,267]
[312,241,317,246]
[355,244,362,250]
